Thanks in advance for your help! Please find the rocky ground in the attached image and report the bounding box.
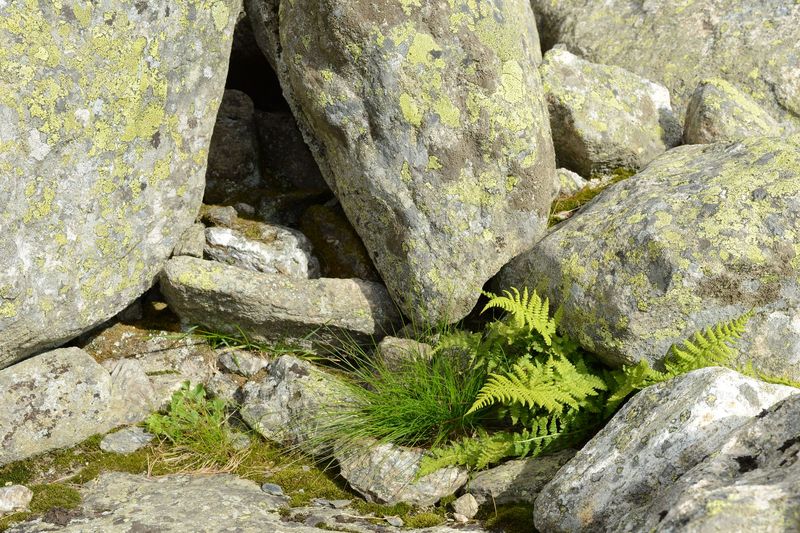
[3,0,800,531]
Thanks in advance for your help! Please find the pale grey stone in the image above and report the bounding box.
[375,337,432,372]
[204,225,320,278]
[534,367,798,533]
[557,168,588,196]
[498,135,800,376]
[107,358,158,425]
[206,372,242,405]
[172,223,206,258]
[385,516,404,527]
[247,0,557,324]
[99,427,154,454]
[452,494,479,520]
[540,48,681,176]
[469,450,575,506]
[0,485,33,514]
[200,204,238,228]
[684,78,783,144]
[336,440,468,507]
[217,348,269,377]
[160,256,402,349]
[0,0,240,368]
[261,482,285,496]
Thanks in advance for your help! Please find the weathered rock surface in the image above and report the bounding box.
[531,0,800,129]
[375,336,433,372]
[468,449,575,506]
[557,168,587,196]
[204,89,263,205]
[452,494,478,520]
[99,426,154,455]
[248,0,557,323]
[240,355,351,449]
[534,367,798,532]
[217,348,269,377]
[299,204,381,282]
[684,78,783,145]
[0,348,151,466]
[540,48,681,176]
[498,136,800,374]
[0,0,240,367]
[172,223,206,259]
[336,440,468,507]
[160,256,402,349]
[204,225,320,278]
[655,393,800,531]
[0,485,33,514]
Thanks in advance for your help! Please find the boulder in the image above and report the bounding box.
[335,440,468,507]
[531,0,800,129]
[204,225,320,278]
[684,78,783,144]
[534,367,797,532]
[497,136,800,375]
[540,48,681,176]
[248,0,557,323]
[204,89,263,205]
[160,256,402,349]
[0,348,152,466]
[0,0,240,367]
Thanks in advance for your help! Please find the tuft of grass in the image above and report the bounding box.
[187,325,316,359]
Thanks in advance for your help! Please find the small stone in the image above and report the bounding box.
[557,168,588,196]
[384,516,404,527]
[206,373,242,405]
[375,337,432,373]
[217,349,269,377]
[100,427,155,455]
[172,223,206,259]
[451,493,478,519]
[453,513,469,524]
[234,202,256,217]
[0,485,33,514]
[201,204,238,228]
[260,482,284,497]
[311,498,352,509]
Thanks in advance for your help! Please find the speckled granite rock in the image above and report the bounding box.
[172,223,206,258]
[498,136,800,375]
[160,256,402,349]
[540,48,681,176]
[684,78,783,144]
[248,0,557,323]
[0,0,240,368]
[217,348,269,377]
[204,89,263,205]
[557,168,587,196]
[0,348,152,466]
[336,440,468,507]
[99,427,154,455]
[655,393,800,532]
[204,225,320,278]
[531,0,800,129]
[534,367,798,533]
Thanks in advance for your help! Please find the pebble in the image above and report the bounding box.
[0,485,33,514]
[384,516,404,527]
[99,427,154,454]
[261,483,285,497]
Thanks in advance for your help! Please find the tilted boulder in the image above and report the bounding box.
[498,136,800,377]
[534,367,798,532]
[540,47,681,176]
[531,0,800,129]
[0,0,240,367]
[247,0,557,323]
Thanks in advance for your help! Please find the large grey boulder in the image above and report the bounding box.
[531,0,800,129]
[0,348,153,466]
[540,47,681,176]
[656,393,800,531]
[534,367,798,533]
[247,0,557,323]
[683,78,783,144]
[0,0,240,367]
[498,136,800,376]
[160,256,402,349]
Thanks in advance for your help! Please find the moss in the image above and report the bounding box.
[477,503,537,532]
[549,168,634,226]
[405,512,446,528]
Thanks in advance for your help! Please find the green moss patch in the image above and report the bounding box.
[477,503,537,532]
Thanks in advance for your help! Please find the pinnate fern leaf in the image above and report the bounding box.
[482,288,557,346]
[665,310,753,376]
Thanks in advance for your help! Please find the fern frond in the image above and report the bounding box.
[482,288,556,346]
[604,360,666,414]
[664,310,753,376]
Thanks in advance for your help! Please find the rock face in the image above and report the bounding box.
[531,0,800,129]
[498,136,800,375]
[0,0,240,367]
[534,367,797,532]
[0,348,152,466]
[336,440,468,507]
[540,48,681,176]
[684,78,783,144]
[248,0,558,323]
[160,256,402,349]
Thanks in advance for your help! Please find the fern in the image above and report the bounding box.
[482,287,557,346]
[664,310,753,376]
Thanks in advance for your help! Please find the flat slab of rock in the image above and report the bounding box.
[540,48,681,176]
[160,256,401,349]
[534,367,798,532]
[0,0,239,367]
[498,135,800,375]
[249,0,557,324]
[531,0,800,129]
[468,449,575,506]
[0,348,152,466]
[336,440,468,507]
[99,427,154,455]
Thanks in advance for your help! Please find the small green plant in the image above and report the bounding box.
[145,382,246,471]
[419,288,754,474]
[186,325,317,359]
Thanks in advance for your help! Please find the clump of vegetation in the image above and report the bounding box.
[549,168,635,226]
